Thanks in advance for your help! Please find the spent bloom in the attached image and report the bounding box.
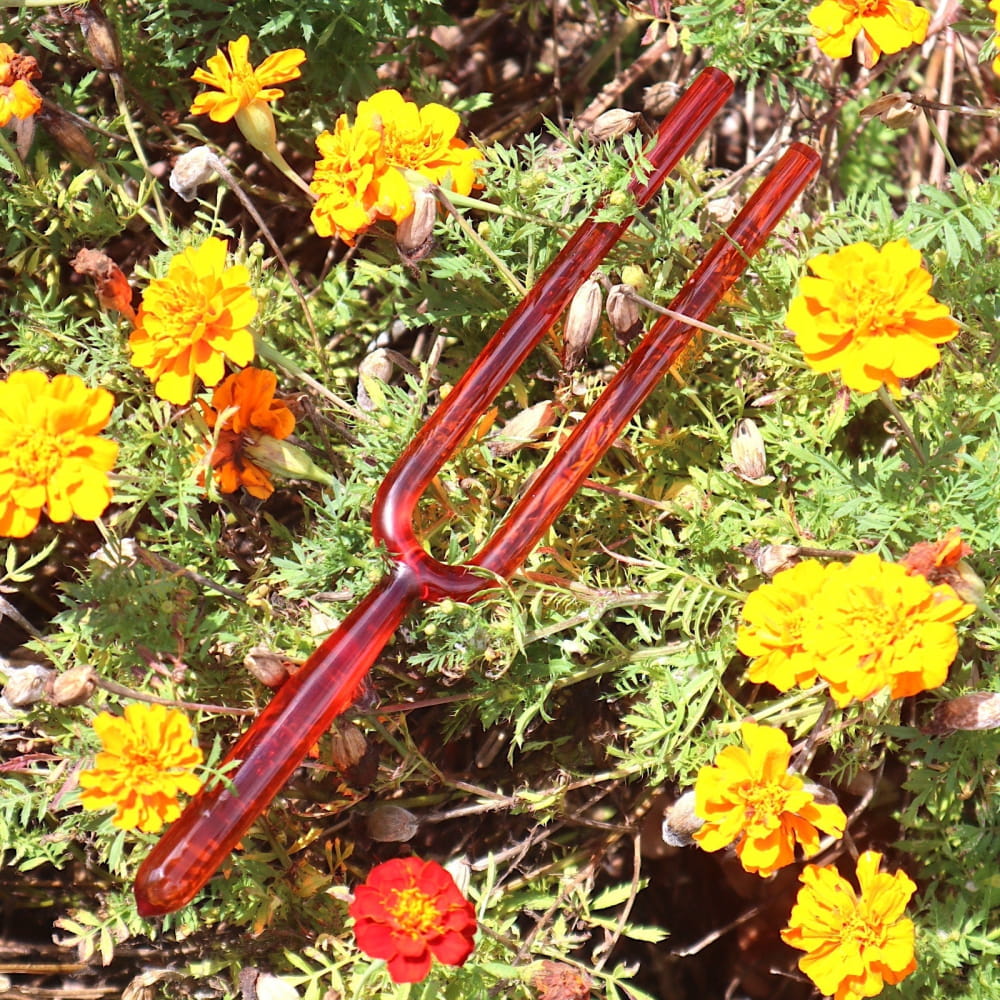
[197,367,295,499]
[190,35,304,153]
[129,237,257,404]
[786,239,958,396]
[693,723,846,877]
[809,0,930,65]
[310,88,482,245]
[0,42,42,127]
[349,856,477,983]
[0,371,118,538]
[78,703,203,833]
[782,851,917,1000]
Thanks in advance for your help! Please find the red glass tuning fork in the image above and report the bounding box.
[134,67,820,915]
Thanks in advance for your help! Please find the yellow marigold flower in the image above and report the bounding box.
[310,88,482,245]
[0,371,118,538]
[693,723,846,877]
[78,703,203,833]
[738,559,834,692]
[0,42,42,126]
[786,239,958,396]
[782,851,917,1000]
[190,34,305,124]
[129,237,257,405]
[809,0,930,65]
[991,0,1000,73]
[810,553,974,706]
[197,366,295,499]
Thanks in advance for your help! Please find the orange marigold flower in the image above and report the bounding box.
[811,553,973,706]
[0,42,42,126]
[310,88,481,245]
[693,723,846,877]
[198,367,295,499]
[782,851,917,1000]
[190,34,305,124]
[129,237,257,404]
[349,856,477,983]
[737,559,833,692]
[78,703,203,833]
[809,0,930,65]
[786,239,958,396]
[0,371,118,538]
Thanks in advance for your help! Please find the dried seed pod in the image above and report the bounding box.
[328,720,368,771]
[744,541,800,577]
[587,108,642,141]
[730,418,768,481]
[357,348,394,412]
[254,973,301,1000]
[2,663,54,708]
[169,146,219,202]
[606,283,642,344]
[487,400,557,457]
[661,789,702,847]
[396,187,437,263]
[860,93,920,130]
[366,803,419,842]
[243,646,292,688]
[923,692,1000,735]
[643,80,681,117]
[38,106,97,167]
[51,665,98,706]
[79,1,123,72]
[561,278,602,372]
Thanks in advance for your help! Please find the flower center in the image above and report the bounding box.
[10,427,64,483]
[844,909,885,952]
[742,781,789,826]
[389,887,442,938]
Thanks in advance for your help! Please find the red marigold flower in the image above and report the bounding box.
[0,42,42,126]
[197,367,295,499]
[693,723,846,877]
[78,703,204,833]
[785,239,958,396]
[782,851,917,1000]
[129,237,257,404]
[349,857,477,983]
[0,371,118,537]
[809,0,930,66]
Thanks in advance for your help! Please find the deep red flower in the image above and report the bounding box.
[349,857,477,983]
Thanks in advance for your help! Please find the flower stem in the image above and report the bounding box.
[876,385,926,465]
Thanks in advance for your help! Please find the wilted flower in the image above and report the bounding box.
[809,0,930,66]
[900,527,984,604]
[0,42,42,127]
[786,239,958,396]
[129,237,257,404]
[693,723,846,876]
[311,88,481,245]
[0,371,118,538]
[782,851,917,1000]
[78,703,203,833]
[197,367,295,499]
[812,553,973,706]
[349,856,477,983]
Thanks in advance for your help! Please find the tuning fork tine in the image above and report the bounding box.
[134,69,819,916]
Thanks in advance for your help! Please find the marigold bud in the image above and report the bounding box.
[620,264,646,291]
[244,435,335,487]
[606,283,642,344]
[731,418,769,481]
[234,100,278,155]
[562,278,602,372]
[587,108,642,141]
[51,665,98,706]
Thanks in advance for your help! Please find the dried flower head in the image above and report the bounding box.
[311,88,481,245]
[0,371,118,537]
[782,851,917,1000]
[899,528,984,604]
[129,237,257,404]
[78,703,203,833]
[809,0,930,66]
[0,42,42,126]
[786,238,958,396]
[349,856,477,983]
[693,723,846,876]
[532,960,593,1000]
[197,367,295,499]
[190,35,305,125]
